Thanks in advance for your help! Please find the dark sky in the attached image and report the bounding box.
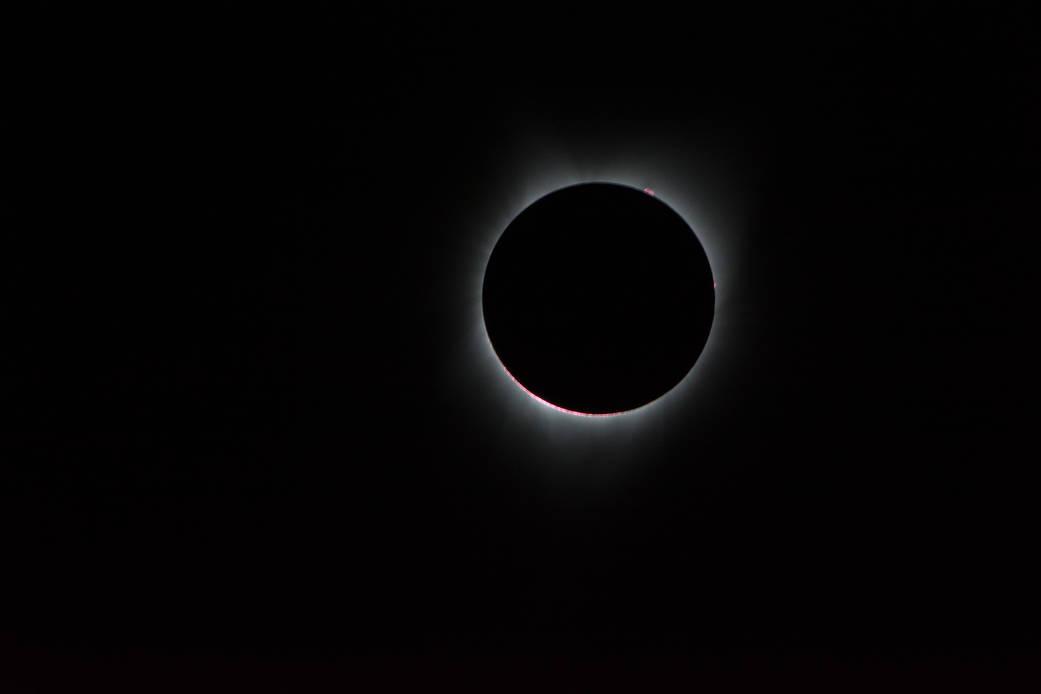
[3,4,1039,690]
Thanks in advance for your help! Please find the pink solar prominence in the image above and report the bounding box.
[499,364,626,417]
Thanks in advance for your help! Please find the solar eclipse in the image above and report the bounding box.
[482,183,715,416]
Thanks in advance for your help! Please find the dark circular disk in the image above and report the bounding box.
[482,182,715,415]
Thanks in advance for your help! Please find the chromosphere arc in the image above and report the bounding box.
[482,183,715,415]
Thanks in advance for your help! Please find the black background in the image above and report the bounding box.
[3,4,1039,690]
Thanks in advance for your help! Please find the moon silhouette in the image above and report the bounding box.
[482,182,715,415]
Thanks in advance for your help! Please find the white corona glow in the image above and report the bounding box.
[438,126,750,470]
